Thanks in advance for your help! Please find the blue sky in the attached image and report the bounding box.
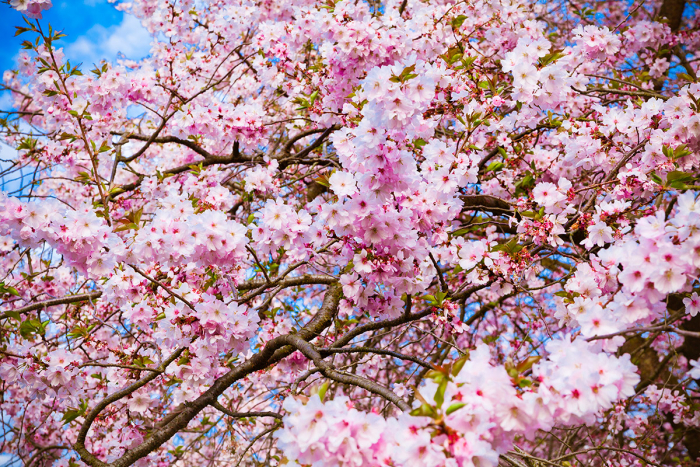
[0,0,153,184]
[0,0,151,80]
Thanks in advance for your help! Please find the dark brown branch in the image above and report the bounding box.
[278,125,338,169]
[429,252,448,293]
[233,422,281,467]
[460,195,512,215]
[657,0,686,32]
[237,274,337,302]
[211,402,282,420]
[320,346,432,369]
[74,347,188,467]
[0,291,102,320]
[84,284,342,467]
[283,128,332,155]
[79,362,163,374]
[578,87,668,100]
[117,133,247,167]
[119,94,175,163]
[284,334,411,411]
[331,309,433,350]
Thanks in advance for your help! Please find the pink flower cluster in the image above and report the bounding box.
[556,192,700,343]
[127,190,248,268]
[10,0,52,19]
[276,340,638,467]
[0,193,124,277]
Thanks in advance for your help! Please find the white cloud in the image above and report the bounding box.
[0,91,13,110]
[64,14,152,66]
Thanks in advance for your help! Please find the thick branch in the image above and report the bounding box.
[284,334,411,411]
[278,125,338,169]
[236,274,337,292]
[460,195,512,215]
[211,401,282,420]
[320,346,432,369]
[88,284,342,467]
[331,309,433,349]
[0,291,102,320]
[74,347,187,467]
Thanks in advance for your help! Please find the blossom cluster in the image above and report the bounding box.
[556,192,700,343]
[3,0,700,465]
[0,192,124,277]
[276,340,639,467]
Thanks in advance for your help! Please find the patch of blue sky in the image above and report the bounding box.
[0,1,155,200]
[2,0,118,72]
[0,412,15,466]
[1,0,152,115]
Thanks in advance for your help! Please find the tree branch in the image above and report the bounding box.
[211,401,282,420]
[319,346,432,369]
[87,284,342,467]
[0,291,102,320]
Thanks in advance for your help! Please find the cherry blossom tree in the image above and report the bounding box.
[1,0,700,465]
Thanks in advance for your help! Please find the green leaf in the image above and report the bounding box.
[667,171,694,184]
[433,379,448,408]
[491,238,522,255]
[308,90,319,106]
[435,291,447,305]
[391,64,418,83]
[19,319,48,338]
[485,161,504,172]
[662,144,691,160]
[442,46,462,65]
[445,402,467,415]
[483,334,498,344]
[62,409,82,424]
[4,310,21,321]
[451,15,467,30]
[114,222,138,232]
[516,356,541,373]
[518,378,533,387]
[68,326,88,339]
[313,173,331,188]
[409,403,438,418]
[451,355,469,376]
[670,181,689,190]
[318,381,330,401]
[15,26,32,36]
[539,50,564,67]
[295,97,310,110]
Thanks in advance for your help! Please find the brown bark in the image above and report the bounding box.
[657,0,687,32]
